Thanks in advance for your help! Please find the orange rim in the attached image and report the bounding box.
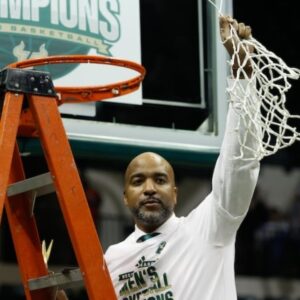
[8,55,146,104]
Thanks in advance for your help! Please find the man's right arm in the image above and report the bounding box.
[185,17,261,246]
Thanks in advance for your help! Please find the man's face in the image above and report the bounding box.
[124,152,177,232]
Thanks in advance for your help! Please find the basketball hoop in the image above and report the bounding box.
[8,54,146,104]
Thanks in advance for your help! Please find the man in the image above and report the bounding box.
[104,16,259,300]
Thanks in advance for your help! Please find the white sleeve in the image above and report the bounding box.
[186,79,261,246]
[212,79,260,217]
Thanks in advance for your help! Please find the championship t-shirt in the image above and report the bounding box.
[105,195,245,300]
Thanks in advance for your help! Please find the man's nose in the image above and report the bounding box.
[144,179,156,194]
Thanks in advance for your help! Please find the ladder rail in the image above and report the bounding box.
[28,93,117,299]
[0,92,24,222]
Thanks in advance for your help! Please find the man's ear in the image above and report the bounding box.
[123,191,128,206]
[173,186,178,205]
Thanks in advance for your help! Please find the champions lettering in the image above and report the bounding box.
[119,265,173,300]
[122,291,174,300]
[0,0,120,42]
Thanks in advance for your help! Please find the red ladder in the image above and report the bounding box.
[0,67,117,299]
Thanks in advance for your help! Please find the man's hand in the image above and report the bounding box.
[219,16,254,78]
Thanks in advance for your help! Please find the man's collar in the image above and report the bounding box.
[133,214,179,241]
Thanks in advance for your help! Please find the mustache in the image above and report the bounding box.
[140,197,162,206]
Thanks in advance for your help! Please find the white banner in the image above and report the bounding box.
[0,0,142,117]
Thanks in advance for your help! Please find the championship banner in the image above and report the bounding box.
[0,0,142,116]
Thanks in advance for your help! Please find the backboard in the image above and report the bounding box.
[0,0,233,165]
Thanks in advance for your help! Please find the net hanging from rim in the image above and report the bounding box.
[224,25,300,161]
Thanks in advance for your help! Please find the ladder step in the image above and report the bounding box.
[28,268,83,290]
[7,172,55,197]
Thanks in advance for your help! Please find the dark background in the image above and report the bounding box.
[233,0,300,291]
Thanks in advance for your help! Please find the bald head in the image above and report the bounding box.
[125,152,175,186]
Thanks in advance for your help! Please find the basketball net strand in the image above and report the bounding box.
[226,26,300,161]
[208,0,300,161]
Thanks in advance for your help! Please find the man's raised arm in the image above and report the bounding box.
[212,16,260,219]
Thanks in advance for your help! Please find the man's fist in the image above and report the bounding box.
[219,16,254,77]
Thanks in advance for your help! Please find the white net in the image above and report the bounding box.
[224,26,300,161]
